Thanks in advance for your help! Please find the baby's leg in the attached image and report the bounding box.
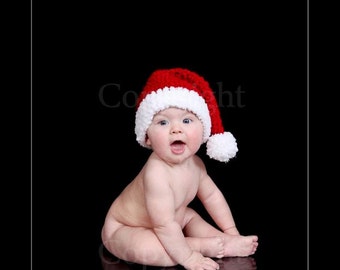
[183,208,258,257]
[103,225,177,267]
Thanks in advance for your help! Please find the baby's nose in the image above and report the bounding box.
[171,125,182,134]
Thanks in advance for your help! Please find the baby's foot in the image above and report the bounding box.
[199,236,225,258]
[222,234,258,257]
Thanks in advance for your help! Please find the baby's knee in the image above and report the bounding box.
[182,207,202,226]
[185,207,201,219]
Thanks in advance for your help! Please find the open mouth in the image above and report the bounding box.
[170,140,185,154]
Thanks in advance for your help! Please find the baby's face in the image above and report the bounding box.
[145,107,204,161]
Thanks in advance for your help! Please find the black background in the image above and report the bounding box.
[32,1,307,270]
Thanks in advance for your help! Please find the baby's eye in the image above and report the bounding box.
[158,120,168,126]
[183,118,192,124]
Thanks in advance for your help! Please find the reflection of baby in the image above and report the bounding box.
[217,257,257,270]
[102,68,258,270]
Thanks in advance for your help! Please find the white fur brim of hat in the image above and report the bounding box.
[135,87,238,162]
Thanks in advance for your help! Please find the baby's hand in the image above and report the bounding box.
[182,251,219,270]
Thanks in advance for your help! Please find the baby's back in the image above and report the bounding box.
[108,175,153,227]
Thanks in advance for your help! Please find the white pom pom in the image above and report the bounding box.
[206,132,238,162]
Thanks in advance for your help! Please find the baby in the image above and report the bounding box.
[101,68,258,270]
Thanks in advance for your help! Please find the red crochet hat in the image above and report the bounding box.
[135,68,238,162]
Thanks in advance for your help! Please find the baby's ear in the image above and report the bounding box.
[145,134,151,147]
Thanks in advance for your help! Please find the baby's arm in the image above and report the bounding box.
[197,173,240,235]
[143,167,218,269]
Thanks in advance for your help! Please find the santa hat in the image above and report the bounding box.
[135,68,238,162]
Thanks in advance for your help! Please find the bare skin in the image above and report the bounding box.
[101,108,258,270]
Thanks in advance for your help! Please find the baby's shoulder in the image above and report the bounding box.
[142,158,169,180]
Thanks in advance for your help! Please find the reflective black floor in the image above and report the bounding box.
[99,244,257,270]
